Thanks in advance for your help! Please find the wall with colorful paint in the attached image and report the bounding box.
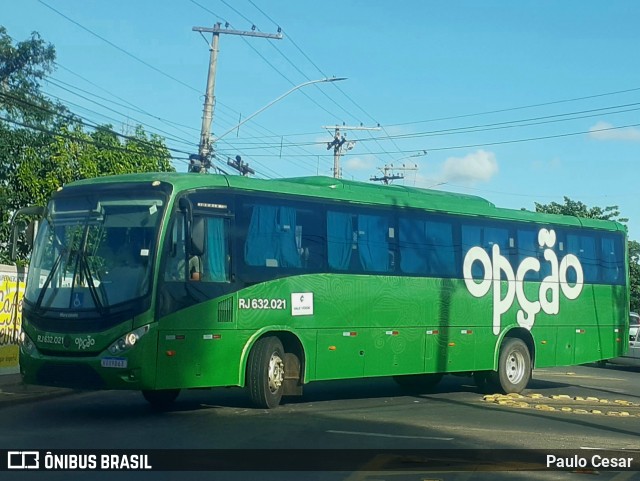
[0,264,26,375]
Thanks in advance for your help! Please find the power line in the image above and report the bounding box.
[41,81,199,148]
[0,91,195,157]
[53,64,201,135]
[38,0,201,94]
[187,1,340,173]
[387,86,640,127]
[225,121,640,157]
[246,0,403,163]
[220,100,640,150]
[0,113,187,164]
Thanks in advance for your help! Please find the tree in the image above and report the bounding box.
[0,26,66,126]
[535,197,639,312]
[534,197,628,223]
[0,28,175,263]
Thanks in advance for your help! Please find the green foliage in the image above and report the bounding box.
[0,26,65,126]
[0,28,175,264]
[534,196,628,223]
[535,197,639,312]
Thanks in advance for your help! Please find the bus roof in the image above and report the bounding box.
[66,172,626,233]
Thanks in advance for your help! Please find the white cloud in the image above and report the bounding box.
[589,121,640,141]
[441,149,498,184]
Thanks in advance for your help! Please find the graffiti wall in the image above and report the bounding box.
[0,264,26,374]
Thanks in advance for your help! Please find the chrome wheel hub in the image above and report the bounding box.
[268,353,285,394]
[506,350,526,384]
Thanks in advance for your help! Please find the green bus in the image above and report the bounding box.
[12,173,629,408]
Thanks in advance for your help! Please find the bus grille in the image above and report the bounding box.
[217,297,234,323]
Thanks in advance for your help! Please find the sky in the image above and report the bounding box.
[3,0,640,239]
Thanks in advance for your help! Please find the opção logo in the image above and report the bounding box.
[463,228,583,335]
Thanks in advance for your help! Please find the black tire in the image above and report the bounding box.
[247,336,285,409]
[393,373,443,392]
[142,389,180,409]
[490,338,531,394]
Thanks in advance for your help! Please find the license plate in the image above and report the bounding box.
[101,357,128,369]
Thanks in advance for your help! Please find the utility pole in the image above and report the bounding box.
[370,163,419,185]
[191,23,282,173]
[322,125,381,179]
[227,155,255,176]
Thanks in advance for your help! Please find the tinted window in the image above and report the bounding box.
[399,217,456,276]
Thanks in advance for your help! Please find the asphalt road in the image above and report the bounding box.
[1,363,639,481]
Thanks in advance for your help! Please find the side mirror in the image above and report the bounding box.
[191,217,205,257]
[9,206,44,261]
[9,219,28,262]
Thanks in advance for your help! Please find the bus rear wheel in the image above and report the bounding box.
[247,336,285,409]
[142,389,180,409]
[491,338,531,393]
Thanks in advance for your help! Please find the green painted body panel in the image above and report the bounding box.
[147,274,627,388]
[19,173,629,392]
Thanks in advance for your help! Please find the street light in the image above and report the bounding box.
[214,77,347,144]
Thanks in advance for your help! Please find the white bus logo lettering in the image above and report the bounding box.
[463,228,583,335]
[75,335,95,350]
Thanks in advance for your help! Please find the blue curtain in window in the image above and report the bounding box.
[277,207,301,268]
[206,217,227,281]
[399,218,428,274]
[327,211,352,270]
[244,205,300,268]
[245,205,279,266]
[357,214,389,272]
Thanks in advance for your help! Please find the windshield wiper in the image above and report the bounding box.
[78,252,108,315]
[33,250,65,311]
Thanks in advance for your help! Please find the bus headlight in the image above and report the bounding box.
[19,331,35,354]
[108,325,150,355]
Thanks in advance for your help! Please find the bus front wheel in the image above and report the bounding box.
[491,338,531,394]
[142,389,180,409]
[247,336,285,409]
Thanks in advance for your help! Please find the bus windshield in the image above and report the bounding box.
[25,192,165,313]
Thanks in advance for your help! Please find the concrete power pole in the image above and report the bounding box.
[370,163,419,185]
[191,23,282,173]
[322,125,381,178]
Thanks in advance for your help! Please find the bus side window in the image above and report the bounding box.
[601,235,623,284]
[327,211,353,271]
[327,211,392,273]
[356,214,391,273]
[462,225,484,278]
[244,205,301,268]
[425,220,455,277]
[517,228,541,281]
[399,217,429,275]
[194,216,230,282]
[566,233,598,283]
[164,217,187,282]
[462,224,509,279]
